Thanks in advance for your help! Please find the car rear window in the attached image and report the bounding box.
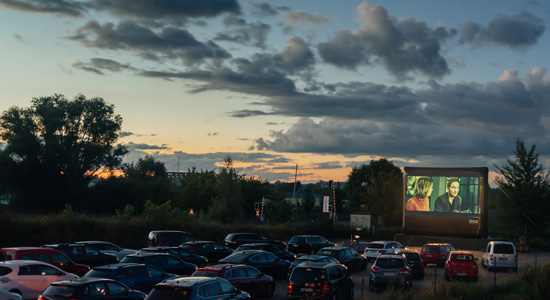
[83,269,112,278]
[147,286,192,300]
[368,244,384,249]
[494,244,515,254]
[192,270,219,277]
[375,258,405,269]
[450,254,474,262]
[290,268,326,283]
[43,284,78,297]
[316,249,337,257]
[404,253,421,262]
[422,246,438,253]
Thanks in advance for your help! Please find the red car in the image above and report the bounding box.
[192,264,275,298]
[420,243,455,266]
[0,247,90,276]
[445,251,478,282]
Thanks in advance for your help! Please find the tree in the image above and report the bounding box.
[494,138,550,237]
[0,94,128,211]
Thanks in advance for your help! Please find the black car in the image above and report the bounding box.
[316,246,368,272]
[180,241,234,264]
[42,243,119,267]
[223,233,286,250]
[287,235,335,255]
[146,230,196,247]
[396,249,424,279]
[146,277,250,300]
[138,246,208,267]
[288,261,354,300]
[235,243,296,261]
[121,252,197,276]
[219,250,291,279]
[288,255,340,278]
[39,277,146,300]
[369,253,412,292]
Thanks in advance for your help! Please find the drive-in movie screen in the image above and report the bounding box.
[403,167,488,237]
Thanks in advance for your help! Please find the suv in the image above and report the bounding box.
[288,261,354,300]
[121,252,197,276]
[0,247,90,276]
[420,243,455,266]
[146,277,250,300]
[223,233,285,249]
[146,230,196,247]
[481,241,517,271]
[363,241,404,262]
[445,251,478,282]
[316,246,368,272]
[287,235,335,255]
[369,253,412,292]
[42,243,119,267]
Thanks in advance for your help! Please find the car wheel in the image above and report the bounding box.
[266,283,275,298]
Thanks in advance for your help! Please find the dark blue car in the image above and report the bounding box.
[219,250,292,279]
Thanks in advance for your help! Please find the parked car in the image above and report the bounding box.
[0,260,77,300]
[235,243,296,261]
[146,230,196,247]
[363,241,404,262]
[145,277,250,300]
[74,241,137,261]
[288,261,354,300]
[42,243,119,268]
[288,255,339,278]
[180,241,234,264]
[287,235,335,255]
[121,252,196,276]
[38,277,146,300]
[419,243,455,266]
[82,263,178,293]
[0,247,90,276]
[445,251,478,282]
[369,253,412,292]
[138,247,208,267]
[192,264,275,298]
[316,246,368,272]
[218,250,291,279]
[481,241,517,271]
[396,249,424,279]
[223,233,285,250]
[0,290,21,300]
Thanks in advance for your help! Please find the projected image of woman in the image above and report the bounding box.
[406,177,433,211]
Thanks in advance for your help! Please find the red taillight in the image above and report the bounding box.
[322,284,330,294]
[489,255,493,261]
[399,268,410,275]
[379,250,385,253]
[287,283,293,293]
[371,266,380,272]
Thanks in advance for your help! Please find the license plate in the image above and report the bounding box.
[498,257,509,261]
[384,272,397,276]
[301,288,313,292]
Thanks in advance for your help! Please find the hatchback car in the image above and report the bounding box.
[445,251,478,282]
[138,247,208,267]
[287,235,335,255]
[288,261,353,300]
[0,247,90,276]
[420,243,455,266]
[38,277,146,300]
[316,246,368,272]
[42,243,119,268]
[235,243,296,261]
[369,253,412,292]
[218,250,291,279]
[74,241,137,261]
[223,233,285,250]
[82,263,178,293]
[145,277,250,300]
[121,252,196,276]
[363,241,404,262]
[192,264,275,298]
[288,255,339,278]
[481,241,517,271]
[396,249,424,279]
[180,241,234,264]
[146,230,196,247]
[0,260,78,300]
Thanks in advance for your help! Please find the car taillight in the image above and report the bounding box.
[287,283,293,293]
[489,255,493,261]
[400,268,410,275]
[371,266,380,272]
[379,250,385,253]
[322,284,330,294]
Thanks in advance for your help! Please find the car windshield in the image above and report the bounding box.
[146,286,192,300]
[290,268,326,284]
[289,237,305,243]
[494,244,515,254]
[375,258,404,269]
[83,269,112,278]
[316,250,337,257]
[43,284,78,297]
[192,270,219,277]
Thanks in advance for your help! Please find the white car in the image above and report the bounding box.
[363,241,404,261]
[74,241,137,260]
[0,260,77,300]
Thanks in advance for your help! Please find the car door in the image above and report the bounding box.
[210,243,229,263]
[16,264,48,298]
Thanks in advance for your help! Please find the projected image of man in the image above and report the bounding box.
[434,178,463,212]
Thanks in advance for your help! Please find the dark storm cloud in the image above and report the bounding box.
[119,131,134,138]
[318,2,454,79]
[68,20,231,65]
[274,36,315,73]
[252,2,278,17]
[459,12,545,49]
[89,0,240,19]
[215,20,271,49]
[73,58,137,74]
[0,0,86,16]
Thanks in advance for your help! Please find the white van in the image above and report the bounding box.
[481,241,517,271]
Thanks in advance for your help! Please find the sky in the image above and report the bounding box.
[1,0,549,184]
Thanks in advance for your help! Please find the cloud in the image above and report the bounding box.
[119,131,134,138]
[0,0,86,17]
[459,12,545,49]
[275,36,315,73]
[315,162,344,169]
[127,142,169,150]
[318,2,454,79]
[68,20,231,65]
[252,2,279,17]
[282,10,331,28]
[215,19,271,49]
[73,58,137,74]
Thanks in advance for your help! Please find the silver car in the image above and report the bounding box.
[481,241,517,271]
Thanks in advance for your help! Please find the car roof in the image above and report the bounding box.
[423,243,452,246]
[296,255,332,260]
[182,240,216,245]
[396,249,418,254]
[91,263,145,270]
[127,252,173,257]
[377,253,406,259]
[294,261,337,268]
[196,264,248,271]
[231,249,268,255]
[52,277,119,286]
[155,276,223,287]
[150,230,191,233]
[0,247,60,252]
[320,246,349,250]
[449,251,474,255]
